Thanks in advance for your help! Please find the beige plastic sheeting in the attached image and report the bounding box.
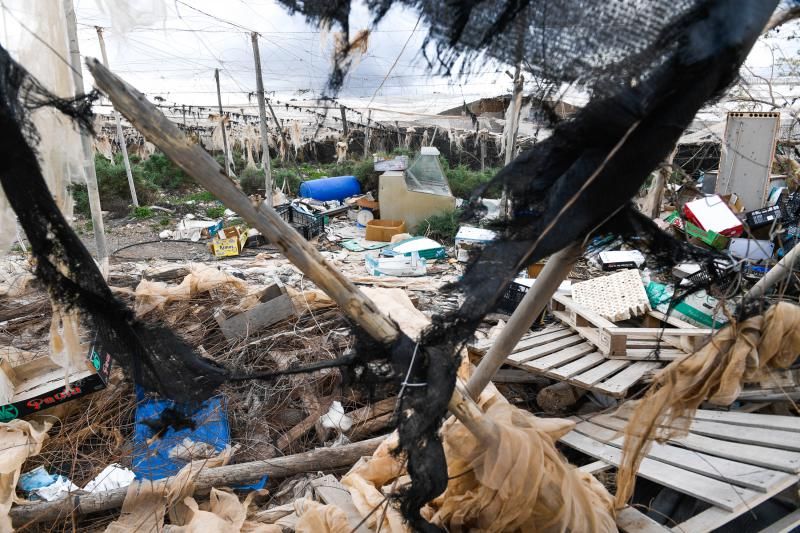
[106,446,236,532]
[134,265,247,317]
[0,420,51,533]
[616,301,800,507]
[294,498,351,533]
[167,488,278,533]
[286,287,336,317]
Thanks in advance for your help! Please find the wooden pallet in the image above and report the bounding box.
[550,293,712,358]
[471,325,659,398]
[559,410,800,532]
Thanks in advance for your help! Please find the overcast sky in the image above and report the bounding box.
[3,1,798,121]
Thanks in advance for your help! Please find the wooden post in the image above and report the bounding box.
[251,32,273,206]
[95,26,138,207]
[363,109,372,159]
[340,105,349,138]
[643,148,675,218]
[504,63,524,165]
[65,1,108,277]
[395,120,401,148]
[214,68,233,177]
[466,243,581,399]
[9,436,387,526]
[266,98,289,158]
[480,130,487,172]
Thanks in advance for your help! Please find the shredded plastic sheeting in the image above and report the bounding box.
[343,376,616,533]
[48,305,84,390]
[105,446,235,532]
[0,419,51,533]
[615,302,800,508]
[294,498,351,533]
[134,265,247,317]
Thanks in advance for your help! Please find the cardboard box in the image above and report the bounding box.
[455,226,497,262]
[598,250,645,271]
[645,281,730,329]
[665,211,730,249]
[683,195,743,237]
[0,347,112,422]
[209,226,247,257]
[365,219,406,242]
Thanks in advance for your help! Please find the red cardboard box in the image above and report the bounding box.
[683,195,743,238]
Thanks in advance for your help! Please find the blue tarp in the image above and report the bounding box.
[132,388,266,489]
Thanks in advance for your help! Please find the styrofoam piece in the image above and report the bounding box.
[320,401,353,432]
[513,277,572,294]
[729,238,774,261]
[571,269,651,322]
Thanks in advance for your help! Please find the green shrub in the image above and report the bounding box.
[69,183,90,216]
[132,206,154,219]
[443,161,500,200]
[141,153,192,191]
[415,208,461,244]
[206,206,225,219]
[159,217,171,226]
[185,190,217,202]
[94,153,155,215]
[239,167,266,196]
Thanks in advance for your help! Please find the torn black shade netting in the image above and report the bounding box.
[275,1,778,531]
[0,45,231,406]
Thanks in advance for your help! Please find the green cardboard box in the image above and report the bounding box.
[664,211,730,250]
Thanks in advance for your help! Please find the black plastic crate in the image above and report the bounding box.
[497,281,528,313]
[271,204,325,240]
[290,206,325,239]
[782,192,800,224]
[745,204,782,229]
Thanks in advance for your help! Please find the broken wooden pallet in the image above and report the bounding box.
[470,325,664,398]
[559,409,800,532]
[550,292,713,358]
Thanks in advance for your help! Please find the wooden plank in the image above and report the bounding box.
[691,410,800,432]
[573,420,792,492]
[311,475,371,533]
[471,325,566,353]
[609,350,683,361]
[216,291,295,341]
[578,460,613,474]
[572,360,629,387]
[674,474,799,533]
[616,506,670,533]
[507,334,583,365]
[526,342,595,371]
[491,369,550,384]
[589,414,800,473]
[559,431,758,511]
[547,352,605,379]
[757,508,800,533]
[593,362,661,397]
[609,327,712,337]
[509,328,576,354]
[681,419,800,452]
[648,309,698,329]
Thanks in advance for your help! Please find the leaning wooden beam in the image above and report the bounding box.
[466,243,581,399]
[10,435,386,526]
[86,58,398,346]
[85,58,493,444]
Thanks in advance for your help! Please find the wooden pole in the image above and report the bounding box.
[363,109,372,158]
[214,68,233,177]
[10,436,386,526]
[745,243,800,300]
[340,105,349,138]
[480,130,486,172]
[251,33,273,206]
[86,58,493,444]
[395,120,402,148]
[181,104,187,129]
[466,243,581,399]
[504,63,524,166]
[266,98,289,158]
[643,148,675,218]
[95,27,138,207]
[65,1,108,277]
